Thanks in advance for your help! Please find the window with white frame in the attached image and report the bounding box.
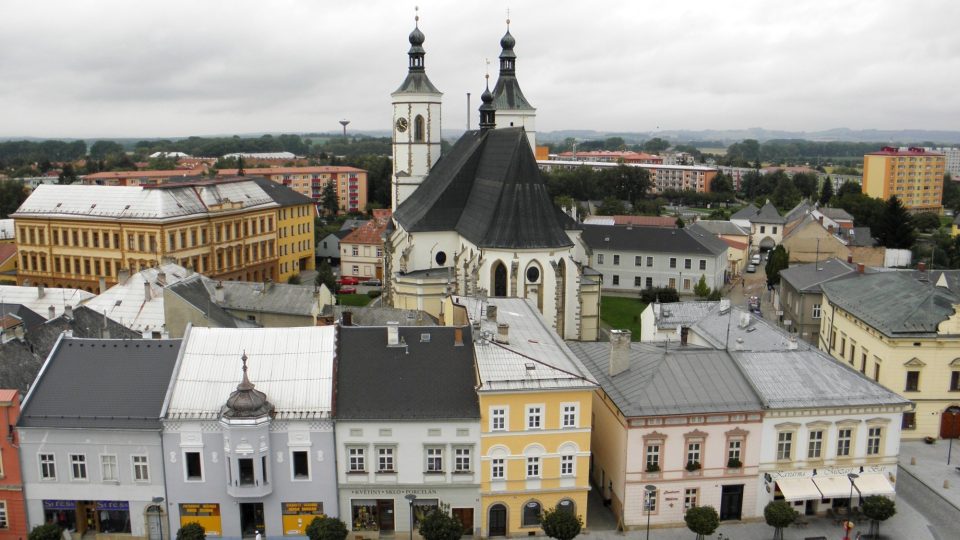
[0,501,6,529]
[776,432,793,460]
[686,442,701,466]
[526,456,540,478]
[561,404,578,428]
[491,407,507,431]
[527,406,542,429]
[812,304,822,319]
[727,440,742,463]
[377,447,394,473]
[101,455,118,482]
[597,254,604,265]
[132,455,149,482]
[645,489,657,512]
[348,447,366,472]
[70,454,87,480]
[561,455,575,476]
[808,430,823,459]
[491,458,505,480]
[645,442,661,470]
[837,428,852,457]
[454,447,471,472]
[426,447,444,472]
[684,488,699,510]
[40,453,56,480]
[867,427,882,456]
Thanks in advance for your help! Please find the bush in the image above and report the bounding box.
[287,273,302,284]
[367,290,382,298]
[726,457,742,468]
[707,289,722,301]
[540,506,583,540]
[645,463,660,473]
[306,516,348,540]
[29,524,62,540]
[685,461,701,472]
[640,286,679,304]
[684,506,720,540]
[862,495,896,538]
[418,510,464,540]
[176,523,206,540]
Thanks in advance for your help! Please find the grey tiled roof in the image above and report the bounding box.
[821,272,960,337]
[323,305,437,326]
[26,305,142,360]
[652,301,722,329]
[784,201,813,223]
[779,258,859,292]
[581,225,727,256]
[165,275,247,328]
[336,326,479,420]
[568,341,763,416]
[691,307,813,352]
[730,204,759,220]
[20,337,181,429]
[819,207,854,221]
[846,227,876,247]
[755,201,786,224]
[688,220,749,236]
[0,339,44,393]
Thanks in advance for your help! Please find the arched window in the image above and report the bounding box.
[414,115,425,142]
[522,501,542,527]
[557,499,575,515]
[492,261,507,297]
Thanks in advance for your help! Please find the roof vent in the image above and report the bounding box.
[420,333,431,343]
[525,362,536,370]
[387,321,400,346]
[734,337,744,351]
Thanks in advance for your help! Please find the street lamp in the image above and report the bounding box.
[644,484,657,540]
[845,473,859,540]
[404,494,417,540]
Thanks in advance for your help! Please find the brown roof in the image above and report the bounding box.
[0,244,16,264]
[83,168,205,179]
[217,166,366,176]
[720,237,748,250]
[342,211,392,245]
[612,215,678,227]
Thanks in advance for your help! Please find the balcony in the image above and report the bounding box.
[226,476,272,498]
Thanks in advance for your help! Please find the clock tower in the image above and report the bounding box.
[391,13,442,211]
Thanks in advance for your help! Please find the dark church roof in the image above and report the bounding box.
[394,127,575,249]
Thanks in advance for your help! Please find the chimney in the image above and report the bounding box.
[157,269,166,284]
[214,281,225,303]
[734,337,744,351]
[818,216,824,225]
[918,261,927,272]
[495,323,510,344]
[454,327,464,347]
[47,305,55,320]
[787,336,799,350]
[102,312,111,339]
[37,283,45,299]
[387,321,400,346]
[64,304,73,319]
[118,268,130,284]
[828,225,835,234]
[857,263,865,274]
[98,277,107,294]
[486,305,498,322]
[342,311,353,326]
[738,311,751,329]
[608,329,632,376]
[847,255,853,264]
[144,282,152,301]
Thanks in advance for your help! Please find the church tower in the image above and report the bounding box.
[391,11,443,211]
[491,20,536,151]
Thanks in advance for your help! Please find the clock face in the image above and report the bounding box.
[395,117,408,132]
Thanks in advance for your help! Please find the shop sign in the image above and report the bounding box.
[97,501,129,511]
[43,500,76,511]
[348,489,438,496]
[179,504,222,537]
[770,464,887,479]
[282,502,325,536]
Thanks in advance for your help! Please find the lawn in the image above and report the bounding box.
[337,293,373,307]
[600,296,647,340]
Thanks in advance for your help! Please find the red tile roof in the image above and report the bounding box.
[612,215,678,227]
[217,166,366,175]
[0,243,16,263]
[720,237,748,250]
[342,211,392,245]
[868,146,944,157]
[83,168,205,179]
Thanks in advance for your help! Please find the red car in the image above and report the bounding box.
[339,276,360,285]
[339,286,357,294]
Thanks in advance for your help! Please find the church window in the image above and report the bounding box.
[526,266,540,283]
[414,115,425,142]
[435,251,447,266]
[493,262,508,297]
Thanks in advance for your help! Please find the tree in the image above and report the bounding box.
[316,260,338,291]
[710,172,734,194]
[417,510,464,540]
[763,501,797,540]
[792,172,819,198]
[943,173,960,212]
[765,245,789,286]
[642,137,671,153]
[28,524,62,540]
[861,495,896,539]
[675,216,685,228]
[0,179,29,218]
[693,274,710,298]
[176,523,206,540]
[684,506,720,540]
[58,163,78,184]
[771,172,801,209]
[89,140,125,160]
[837,180,863,197]
[819,176,834,205]
[305,516,348,540]
[596,196,627,216]
[913,211,942,232]
[321,181,339,216]
[599,164,651,203]
[540,506,582,540]
[287,273,302,284]
[236,155,245,176]
[876,196,916,249]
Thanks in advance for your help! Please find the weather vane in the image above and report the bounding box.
[506,8,510,27]
[415,5,419,25]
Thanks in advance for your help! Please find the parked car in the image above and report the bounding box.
[339,286,357,294]
[746,264,757,273]
[748,295,762,314]
[362,278,382,287]
[339,276,360,285]
[750,253,761,265]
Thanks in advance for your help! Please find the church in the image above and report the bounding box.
[384,16,600,341]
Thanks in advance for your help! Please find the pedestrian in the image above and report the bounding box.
[255,531,262,540]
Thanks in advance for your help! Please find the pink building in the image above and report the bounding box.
[0,390,26,540]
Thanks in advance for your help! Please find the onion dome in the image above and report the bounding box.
[500,29,516,50]
[479,76,496,131]
[221,352,274,419]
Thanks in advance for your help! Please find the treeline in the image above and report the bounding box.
[132,134,392,159]
[721,139,902,167]
[0,140,87,168]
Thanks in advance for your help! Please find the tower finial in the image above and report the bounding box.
[415,5,419,26]
[506,8,510,28]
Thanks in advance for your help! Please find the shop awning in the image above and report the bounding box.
[775,477,822,501]
[813,476,855,499]
[854,473,895,497]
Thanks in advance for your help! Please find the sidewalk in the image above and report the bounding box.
[899,439,960,510]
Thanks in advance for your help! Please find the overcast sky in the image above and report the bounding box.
[2,0,959,139]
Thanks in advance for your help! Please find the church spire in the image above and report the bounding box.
[491,16,537,149]
[407,7,426,72]
[479,74,496,132]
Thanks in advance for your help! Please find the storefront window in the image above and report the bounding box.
[351,501,379,531]
[43,501,131,534]
[413,500,439,528]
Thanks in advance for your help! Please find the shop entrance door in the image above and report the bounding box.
[78,502,99,535]
[452,508,473,536]
[941,406,960,439]
[488,504,507,537]
[719,485,744,521]
[240,503,265,538]
[376,500,394,531]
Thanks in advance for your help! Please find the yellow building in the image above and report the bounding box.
[11,177,313,291]
[443,296,597,537]
[863,146,945,213]
[820,270,960,439]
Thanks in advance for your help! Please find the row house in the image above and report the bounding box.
[0,390,26,540]
[341,210,391,280]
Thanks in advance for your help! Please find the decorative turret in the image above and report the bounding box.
[393,8,441,96]
[480,76,496,132]
[491,18,537,150]
[221,352,274,419]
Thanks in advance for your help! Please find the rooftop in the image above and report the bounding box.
[650,301,722,330]
[336,326,479,420]
[581,224,728,256]
[342,211,391,245]
[779,258,863,293]
[688,220,749,236]
[164,326,336,420]
[83,262,192,334]
[0,219,14,240]
[0,285,94,319]
[323,305,437,326]
[583,215,678,228]
[217,166,366,175]
[868,146,944,157]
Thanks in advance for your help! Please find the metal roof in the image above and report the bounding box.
[568,341,763,416]
[581,224,728,256]
[455,296,598,392]
[216,281,321,317]
[688,220,749,236]
[730,204,759,220]
[164,326,335,420]
[779,258,860,293]
[755,201,786,224]
[691,306,813,352]
[651,301,722,329]
[0,285,94,319]
[83,263,192,333]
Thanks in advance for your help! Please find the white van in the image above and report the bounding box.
[750,253,761,265]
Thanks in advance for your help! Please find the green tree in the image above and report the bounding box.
[819,176,834,205]
[942,174,960,212]
[642,137,671,153]
[58,163,78,184]
[710,172,734,194]
[287,273,302,284]
[765,245,789,286]
[321,181,339,216]
[861,495,896,539]
[837,180,862,197]
[597,197,627,216]
[316,260,338,291]
[176,523,206,540]
[89,140,126,160]
[913,211,942,232]
[28,523,62,540]
[693,274,710,298]
[305,516,348,540]
[876,196,916,249]
[771,172,801,209]
[792,172,819,198]
[540,506,582,540]
[599,164,651,203]
[684,506,720,540]
[675,216,685,228]
[763,501,797,540]
[0,179,29,218]
[417,510,464,540]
